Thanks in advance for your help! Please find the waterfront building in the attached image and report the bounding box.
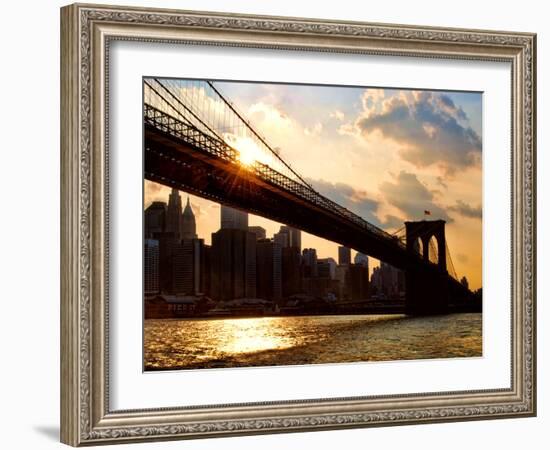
[144,239,160,294]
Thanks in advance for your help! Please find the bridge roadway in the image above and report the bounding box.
[143,104,473,314]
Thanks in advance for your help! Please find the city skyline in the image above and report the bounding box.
[145,182,380,280]
[143,186,385,302]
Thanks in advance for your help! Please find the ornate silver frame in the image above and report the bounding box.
[60,3,536,446]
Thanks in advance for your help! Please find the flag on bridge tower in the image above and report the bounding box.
[424,210,431,216]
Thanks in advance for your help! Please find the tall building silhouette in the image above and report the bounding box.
[181,196,198,239]
[317,257,337,279]
[221,205,248,230]
[347,264,369,300]
[210,228,257,301]
[256,239,282,302]
[166,188,183,240]
[338,246,351,265]
[144,201,166,238]
[275,225,301,251]
[173,238,206,295]
[354,252,369,276]
[144,239,160,293]
[302,248,318,278]
[248,226,266,240]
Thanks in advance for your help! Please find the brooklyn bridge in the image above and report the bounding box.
[143,78,478,315]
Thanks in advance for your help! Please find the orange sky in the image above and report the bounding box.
[144,81,482,289]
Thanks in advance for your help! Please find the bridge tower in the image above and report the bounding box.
[404,220,449,315]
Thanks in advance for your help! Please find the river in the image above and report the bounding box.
[144,313,482,370]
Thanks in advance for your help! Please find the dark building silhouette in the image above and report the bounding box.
[354,252,369,270]
[347,264,369,300]
[221,205,248,230]
[256,238,282,302]
[173,238,206,295]
[144,239,160,293]
[152,231,178,293]
[166,188,183,240]
[338,246,351,266]
[210,228,257,301]
[282,246,302,298]
[371,262,405,298]
[144,201,166,238]
[248,226,267,240]
[181,196,198,239]
[276,225,301,251]
[302,248,318,278]
[317,257,337,279]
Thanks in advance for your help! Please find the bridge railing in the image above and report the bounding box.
[145,103,406,252]
[144,104,238,162]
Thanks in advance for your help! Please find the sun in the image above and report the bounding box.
[232,136,268,167]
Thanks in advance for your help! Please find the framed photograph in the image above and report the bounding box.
[60,3,536,446]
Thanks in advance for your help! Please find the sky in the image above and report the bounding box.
[144,80,482,290]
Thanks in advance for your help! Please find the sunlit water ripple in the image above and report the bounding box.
[144,313,482,370]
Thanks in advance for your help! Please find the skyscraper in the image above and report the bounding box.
[210,228,257,301]
[181,196,198,240]
[354,252,369,267]
[248,226,266,240]
[317,257,337,279]
[256,239,282,302]
[275,225,301,250]
[166,188,183,240]
[347,264,370,300]
[144,239,160,293]
[338,246,351,265]
[221,205,248,230]
[172,238,205,295]
[282,246,302,298]
[354,252,369,276]
[302,248,318,278]
[273,229,289,248]
[144,201,166,238]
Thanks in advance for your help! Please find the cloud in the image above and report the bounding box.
[351,90,481,175]
[307,178,404,230]
[380,171,451,222]
[448,200,482,219]
[329,110,345,121]
[304,122,323,136]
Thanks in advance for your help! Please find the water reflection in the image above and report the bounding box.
[216,318,296,354]
[144,313,482,371]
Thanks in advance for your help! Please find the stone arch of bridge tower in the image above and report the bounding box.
[405,220,447,272]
